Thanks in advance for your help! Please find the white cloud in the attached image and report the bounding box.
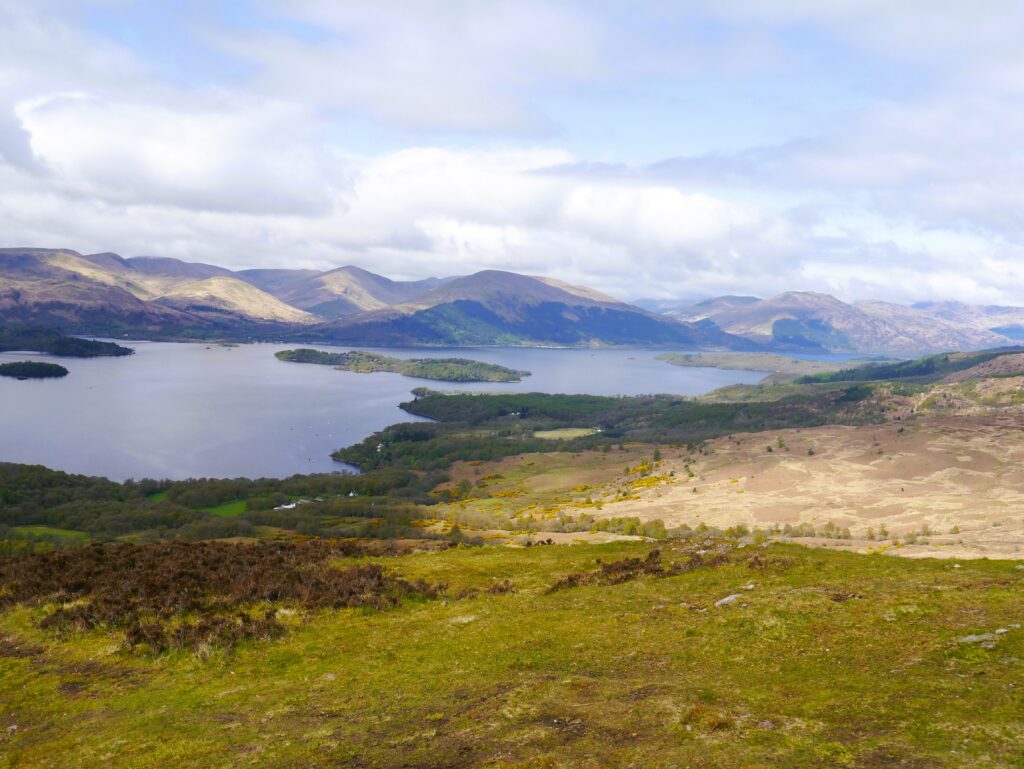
[216,1,599,133]
[1,1,1024,307]
[17,92,341,215]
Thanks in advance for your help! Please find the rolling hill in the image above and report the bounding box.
[155,276,317,324]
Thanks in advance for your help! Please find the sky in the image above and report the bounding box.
[2,1,1023,305]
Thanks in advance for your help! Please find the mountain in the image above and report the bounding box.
[0,248,313,331]
[671,291,1012,353]
[913,301,1024,341]
[235,268,321,298]
[125,256,233,281]
[0,248,752,349]
[300,270,753,348]
[0,248,200,331]
[252,266,452,318]
[154,276,317,324]
[7,245,1014,353]
[670,295,762,321]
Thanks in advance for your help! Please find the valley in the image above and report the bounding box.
[3,341,1024,767]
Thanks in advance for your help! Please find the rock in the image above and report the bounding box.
[715,594,743,607]
[322,673,337,681]
[959,632,999,649]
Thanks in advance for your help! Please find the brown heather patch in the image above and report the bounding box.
[0,539,443,653]
[546,545,734,592]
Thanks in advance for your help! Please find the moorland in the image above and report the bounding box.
[3,344,1024,766]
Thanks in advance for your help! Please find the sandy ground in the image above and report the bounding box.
[592,413,1024,559]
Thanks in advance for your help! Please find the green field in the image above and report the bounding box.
[200,499,248,517]
[1,540,1023,768]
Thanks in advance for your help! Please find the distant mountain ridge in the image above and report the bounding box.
[0,247,748,349]
[300,270,751,348]
[670,291,1018,353]
[4,247,1021,352]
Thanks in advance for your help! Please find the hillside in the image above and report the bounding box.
[914,300,1024,340]
[155,276,317,324]
[5,245,1021,352]
[302,270,753,348]
[670,294,761,320]
[673,290,1012,353]
[0,249,315,330]
[0,248,203,332]
[3,538,1021,767]
[270,266,450,318]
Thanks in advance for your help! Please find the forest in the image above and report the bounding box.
[0,360,68,379]
[0,461,452,554]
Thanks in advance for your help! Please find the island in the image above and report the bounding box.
[275,348,531,382]
[0,361,69,379]
[0,325,134,357]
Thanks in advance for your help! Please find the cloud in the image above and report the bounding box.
[1,1,1024,307]
[17,92,342,215]
[213,1,600,133]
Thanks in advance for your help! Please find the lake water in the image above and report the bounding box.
[0,342,769,481]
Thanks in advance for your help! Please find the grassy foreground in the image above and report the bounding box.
[2,539,1023,768]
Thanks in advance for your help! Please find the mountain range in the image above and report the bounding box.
[669,291,1022,354]
[4,247,1022,353]
[0,248,744,349]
